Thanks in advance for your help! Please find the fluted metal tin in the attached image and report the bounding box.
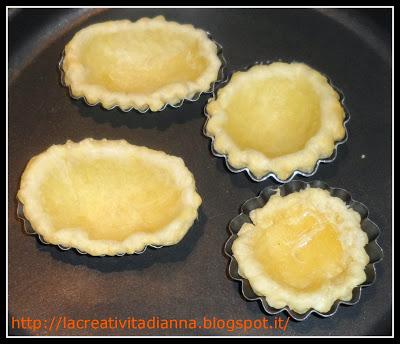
[203,61,350,183]
[59,34,226,113]
[224,180,383,321]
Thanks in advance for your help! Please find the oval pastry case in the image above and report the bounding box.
[8,8,391,335]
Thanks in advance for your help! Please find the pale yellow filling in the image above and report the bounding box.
[253,205,346,291]
[39,155,183,241]
[80,29,208,93]
[223,76,321,158]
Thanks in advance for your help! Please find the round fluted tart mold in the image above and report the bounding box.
[203,61,349,183]
[224,180,383,321]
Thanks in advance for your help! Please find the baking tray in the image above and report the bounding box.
[8,8,392,336]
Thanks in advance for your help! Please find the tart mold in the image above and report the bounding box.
[224,180,383,321]
[59,33,226,114]
[17,201,163,257]
[203,61,350,183]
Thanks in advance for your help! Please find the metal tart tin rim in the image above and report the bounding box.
[59,33,226,114]
[224,179,383,321]
[17,201,165,257]
[203,60,350,183]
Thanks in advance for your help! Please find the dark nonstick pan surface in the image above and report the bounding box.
[8,8,392,336]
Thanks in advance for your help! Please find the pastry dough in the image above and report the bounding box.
[61,16,222,111]
[205,62,346,181]
[17,139,202,256]
[232,187,369,314]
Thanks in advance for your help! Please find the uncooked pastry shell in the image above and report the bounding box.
[61,16,222,112]
[231,186,369,314]
[205,62,346,181]
[17,139,202,256]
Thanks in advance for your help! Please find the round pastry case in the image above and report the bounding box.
[8,8,391,335]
